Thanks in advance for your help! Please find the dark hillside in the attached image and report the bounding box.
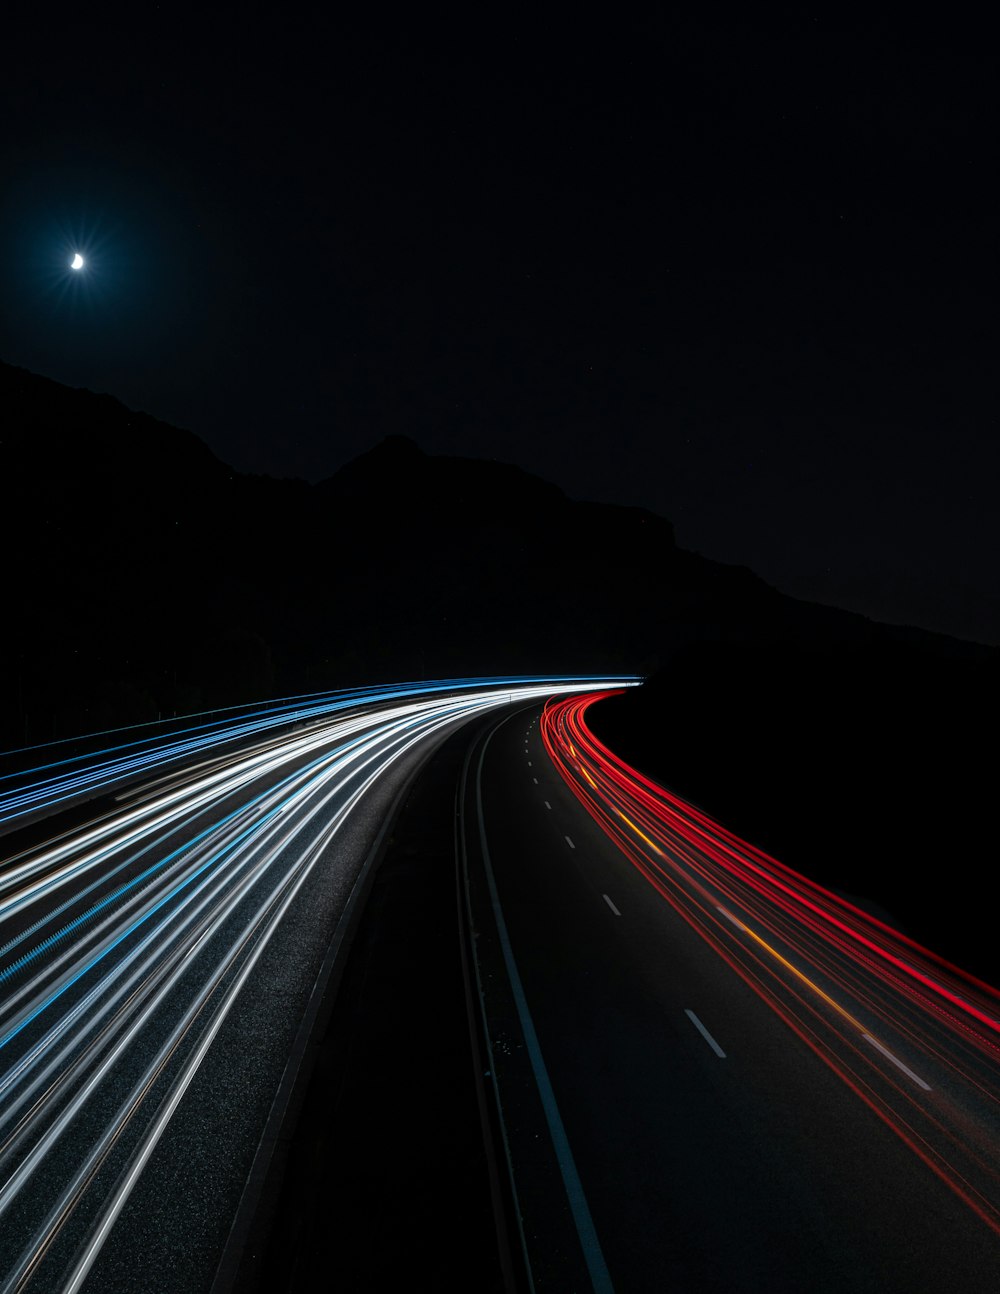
[2,360,986,753]
[589,641,1000,984]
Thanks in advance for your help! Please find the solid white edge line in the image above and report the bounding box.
[863,1033,932,1091]
[476,720,614,1294]
[602,894,621,917]
[685,1009,726,1059]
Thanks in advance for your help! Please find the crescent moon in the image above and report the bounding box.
[71,253,84,270]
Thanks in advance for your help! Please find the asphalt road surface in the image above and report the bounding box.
[5,676,995,1293]
[461,695,1000,1292]
[0,679,619,1293]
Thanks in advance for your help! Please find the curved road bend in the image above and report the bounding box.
[0,683,613,1294]
[462,698,1000,1293]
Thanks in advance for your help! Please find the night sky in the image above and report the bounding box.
[3,10,996,643]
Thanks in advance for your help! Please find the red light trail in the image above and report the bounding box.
[540,691,1000,1236]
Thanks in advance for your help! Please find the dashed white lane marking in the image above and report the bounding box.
[603,894,621,917]
[544,801,551,809]
[863,1034,932,1091]
[685,1009,726,1059]
[533,777,538,784]
[528,761,532,767]
[475,734,615,1294]
[565,836,576,849]
[719,907,929,1085]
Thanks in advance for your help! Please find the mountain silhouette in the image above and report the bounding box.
[0,358,990,749]
[3,358,998,981]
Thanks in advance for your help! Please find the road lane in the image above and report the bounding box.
[545,694,1000,1223]
[470,700,1000,1292]
[0,678,632,1293]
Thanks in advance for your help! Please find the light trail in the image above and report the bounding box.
[540,691,1000,1237]
[0,675,625,834]
[0,675,634,1292]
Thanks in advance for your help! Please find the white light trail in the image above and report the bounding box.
[0,676,633,1291]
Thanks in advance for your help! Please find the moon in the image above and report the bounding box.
[71,253,84,270]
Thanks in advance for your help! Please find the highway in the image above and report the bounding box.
[460,692,1000,1292]
[0,677,628,1294]
[6,676,997,1292]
